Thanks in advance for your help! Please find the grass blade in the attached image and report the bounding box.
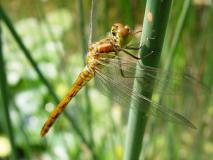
[0,10,17,159]
[77,0,97,159]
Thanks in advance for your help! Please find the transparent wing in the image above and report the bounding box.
[96,52,209,96]
[94,61,133,108]
[94,65,196,128]
[92,52,209,128]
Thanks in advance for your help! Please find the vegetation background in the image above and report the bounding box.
[0,0,212,160]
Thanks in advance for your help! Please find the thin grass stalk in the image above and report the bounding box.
[103,0,109,33]
[36,1,64,61]
[159,0,191,98]
[163,1,191,159]
[77,0,96,159]
[120,0,134,28]
[102,2,120,157]
[77,0,87,54]
[0,13,17,159]
[35,1,67,74]
[124,1,172,160]
[167,0,191,66]
[102,2,121,157]
[0,6,95,153]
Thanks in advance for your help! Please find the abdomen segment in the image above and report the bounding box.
[40,68,94,137]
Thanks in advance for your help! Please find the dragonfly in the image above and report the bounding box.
[40,21,202,137]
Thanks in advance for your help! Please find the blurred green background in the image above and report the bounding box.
[0,0,212,160]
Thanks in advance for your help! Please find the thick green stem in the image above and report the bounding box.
[124,1,172,160]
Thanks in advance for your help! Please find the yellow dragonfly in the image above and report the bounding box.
[40,22,201,137]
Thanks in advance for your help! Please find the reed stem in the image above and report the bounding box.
[124,1,172,159]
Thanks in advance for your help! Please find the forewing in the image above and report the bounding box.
[94,60,133,108]
[96,52,209,96]
[92,53,206,128]
[94,60,196,128]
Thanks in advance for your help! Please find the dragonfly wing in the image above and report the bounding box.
[94,54,196,128]
[97,52,209,96]
[94,66,132,108]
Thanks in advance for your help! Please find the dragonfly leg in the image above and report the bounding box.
[141,50,155,59]
[115,51,129,78]
[119,63,126,78]
[124,44,156,59]
[115,49,156,78]
[120,46,156,61]
[125,44,144,50]
[115,51,140,78]
[119,48,141,60]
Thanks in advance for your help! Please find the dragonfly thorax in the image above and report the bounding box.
[86,23,134,74]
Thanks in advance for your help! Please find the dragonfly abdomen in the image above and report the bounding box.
[40,67,94,136]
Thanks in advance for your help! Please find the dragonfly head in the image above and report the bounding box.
[111,23,132,47]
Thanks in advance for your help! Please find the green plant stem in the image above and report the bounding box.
[166,0,191,68]
[146,1,191,159]
[103,0,109,33]
[77,1,96,159]
[159,0,191,99]
[0,6,94,154]
[35,1,66,73]
[121,0,134,28]
[159,1,191,159]
[77,0,87,54]
[124,1,172,160]
[0,12,17,159]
